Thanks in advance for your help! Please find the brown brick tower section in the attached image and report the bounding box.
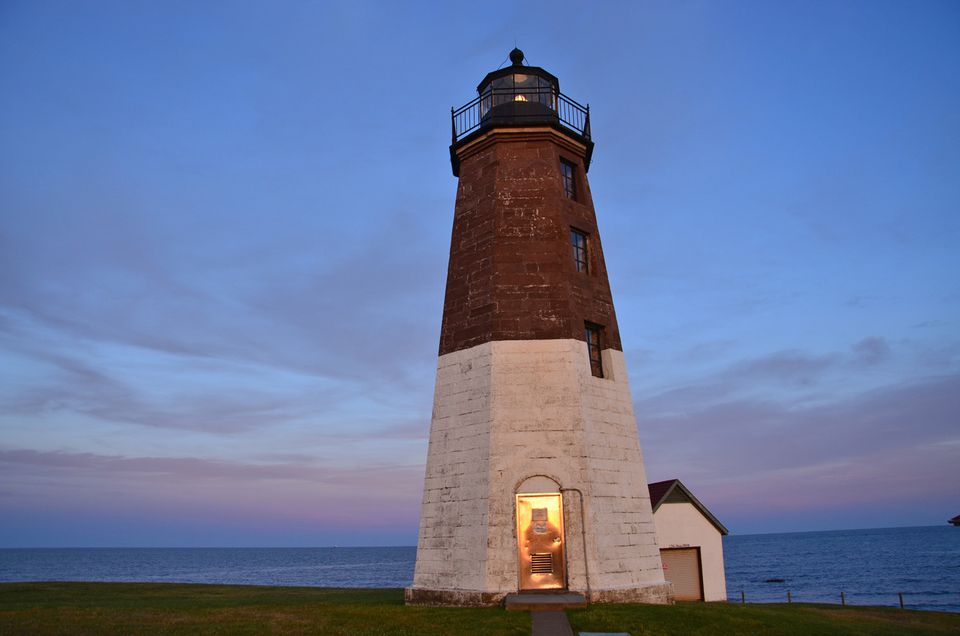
[440,127,622,356]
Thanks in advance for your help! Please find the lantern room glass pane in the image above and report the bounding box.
[480,73,557,110]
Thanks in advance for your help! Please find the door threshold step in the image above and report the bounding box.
[504,592,588,611]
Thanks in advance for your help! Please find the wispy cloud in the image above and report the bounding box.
[639,335,960,532]
[0,448,422,487]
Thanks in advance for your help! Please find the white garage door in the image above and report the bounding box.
[660,548,703,601]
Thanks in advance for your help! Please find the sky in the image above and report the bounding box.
[1,0,958,547]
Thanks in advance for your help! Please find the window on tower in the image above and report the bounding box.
[560,159,577,200]
[571,228,589,273]
[585,323,604,378]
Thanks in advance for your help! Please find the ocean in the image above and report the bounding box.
[723,525,958,612]
[1,525,956,613]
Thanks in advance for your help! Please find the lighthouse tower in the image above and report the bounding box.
[406,50,672,607]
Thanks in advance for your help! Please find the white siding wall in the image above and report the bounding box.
[653,502,727,602]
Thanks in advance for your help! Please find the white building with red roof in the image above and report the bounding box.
[648,479,729,602]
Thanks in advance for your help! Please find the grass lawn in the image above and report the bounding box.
[0,583,528,635]
[569,601,960,636]
[2,583,958,635]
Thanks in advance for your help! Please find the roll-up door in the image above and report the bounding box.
[660,547,703,601]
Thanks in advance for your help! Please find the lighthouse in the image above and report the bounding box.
[406,49,672,607]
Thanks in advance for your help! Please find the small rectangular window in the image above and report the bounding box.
[585,323,604,378]
[571,228,589,273]
[560,159,577,200]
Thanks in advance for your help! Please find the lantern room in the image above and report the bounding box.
[477,48,560,121]
[450,48,593,175]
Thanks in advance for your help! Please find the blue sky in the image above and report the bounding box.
[1,0,958,546]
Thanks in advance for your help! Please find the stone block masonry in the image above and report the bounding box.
[407,338,671,605]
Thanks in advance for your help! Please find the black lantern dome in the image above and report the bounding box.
[450,49,592,175]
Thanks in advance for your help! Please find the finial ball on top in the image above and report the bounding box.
[509,48,525,65]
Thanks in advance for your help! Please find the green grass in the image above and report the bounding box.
[2,583,958,635]
[0,583,528,635]
[568,601,960,635]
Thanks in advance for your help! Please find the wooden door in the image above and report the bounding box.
[660,547,703,601]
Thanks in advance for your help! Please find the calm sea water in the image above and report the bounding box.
[723,525,959,612]
[0,547,416,589]
[1,526,956,612]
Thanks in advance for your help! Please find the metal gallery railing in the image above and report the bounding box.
[451,87,591,144]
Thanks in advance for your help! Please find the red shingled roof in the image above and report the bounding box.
[648,479,678,508]
[647,478,729,535]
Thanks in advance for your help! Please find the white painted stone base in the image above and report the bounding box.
[408,339,670,605]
